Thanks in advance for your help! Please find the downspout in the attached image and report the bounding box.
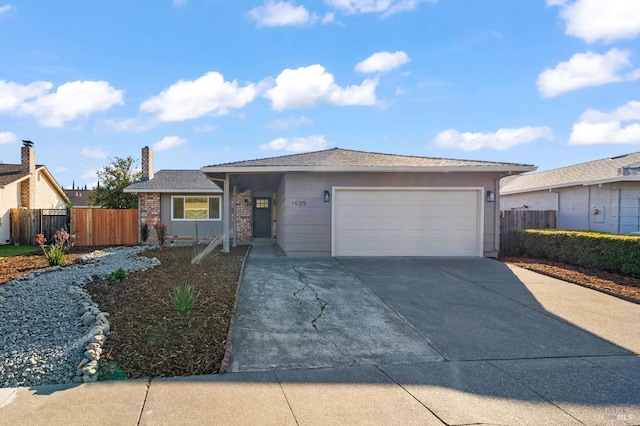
[494,177,500,253]
[232,185,237,248]
[223,174,230,253]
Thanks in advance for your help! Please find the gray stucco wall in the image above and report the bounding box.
[160,193,223,239]
[279,171,502,256]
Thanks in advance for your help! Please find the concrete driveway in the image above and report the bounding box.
[226,244,640,423]
[230,244,637,372]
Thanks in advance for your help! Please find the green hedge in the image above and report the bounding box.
[517,229,640,277]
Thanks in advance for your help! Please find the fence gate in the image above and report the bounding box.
[42,209,71,243]
[9,208,70,246]
[71,208,139,246]
[500,210,556,255]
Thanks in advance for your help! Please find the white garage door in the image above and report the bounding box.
[332,187,483,257]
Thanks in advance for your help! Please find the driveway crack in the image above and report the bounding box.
[292,265,357,365]
[292,265,329,330]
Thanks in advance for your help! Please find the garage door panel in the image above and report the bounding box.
[333,188,482,257]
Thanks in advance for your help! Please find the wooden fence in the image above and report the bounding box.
[10,208,70,246]
[71,209,139,246]
[500,210,556,255]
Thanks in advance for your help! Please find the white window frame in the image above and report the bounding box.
[171,196,222,221]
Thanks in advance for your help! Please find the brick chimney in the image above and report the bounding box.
[20,140,36,208]
[141,146,153,181]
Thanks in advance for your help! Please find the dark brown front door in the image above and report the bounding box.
[253,197,272,238]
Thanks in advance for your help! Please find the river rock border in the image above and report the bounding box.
[70,248,161,383]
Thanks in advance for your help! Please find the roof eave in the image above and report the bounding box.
[201,165,537,174]
[501,175,640,195]
[123,188,222,194]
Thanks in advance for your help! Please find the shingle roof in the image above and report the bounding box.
[501,152,640,194]
[124,170,222,193]
[0,164,43,186]
[64,189,94,207]
[204,147,533,170]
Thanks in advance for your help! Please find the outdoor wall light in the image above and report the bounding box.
[486,191,495,202]
[244,198,250,207]
[324,190,331,202]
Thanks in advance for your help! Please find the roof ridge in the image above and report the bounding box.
[206,147,532,168]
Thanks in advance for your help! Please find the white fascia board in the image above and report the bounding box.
[201,165,536,174]
[501,176,639,195]
[123,188,222,194]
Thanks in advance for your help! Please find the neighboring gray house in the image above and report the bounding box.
[500,152,640,234]
[124,147,223,243]
[202,148,534,257]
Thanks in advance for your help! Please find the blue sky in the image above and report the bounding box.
[1,0,640,188]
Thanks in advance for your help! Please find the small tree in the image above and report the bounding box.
[88,156,141,209]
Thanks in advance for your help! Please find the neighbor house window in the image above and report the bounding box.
[172,196,221,220]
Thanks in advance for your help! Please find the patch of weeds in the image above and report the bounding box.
[109,267,128,283]
[97,360,128,381]
[172,281,196,312]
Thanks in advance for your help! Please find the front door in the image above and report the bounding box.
[253,197,272,238]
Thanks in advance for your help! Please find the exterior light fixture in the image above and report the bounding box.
[486,191,495,202]
[244,198,250,207]
[324,190,330,202]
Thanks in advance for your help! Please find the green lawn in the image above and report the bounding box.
[0,245,40,260]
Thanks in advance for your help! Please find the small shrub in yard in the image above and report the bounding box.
[97,360,128,381]
[152,219,168,248]
[35,228,73,266]
[517,229,640,277]
[140,222,150,243]
[109,267,128,283]
[172,281,196,312]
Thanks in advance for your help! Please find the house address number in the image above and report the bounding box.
[289,200,307,207]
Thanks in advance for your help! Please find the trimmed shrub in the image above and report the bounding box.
[517,229,640,277]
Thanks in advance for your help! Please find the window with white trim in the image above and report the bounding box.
[172,196,221,220]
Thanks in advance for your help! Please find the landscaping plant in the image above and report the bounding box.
[153,219,168,248]
[35,228,72,266]
[140,222,150,243]
[109,267,128,283]
[172,281,196,312]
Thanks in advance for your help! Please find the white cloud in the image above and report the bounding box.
[55,167,68,173]
[265,64,377,110]
[0,4,13,15]
[260,135,329,152]
[324,0,431,16]
[536,49,640,98]
[153,136,187,151]
[102,117,156,133]
[17,81,124,127]
[394,87,406,95]
[569,101,640,145]
[194,124,218,133]
[547,0,640,43]
[249,1,311,27]
[81,147,108,159]
[265,116,313,130]
[0,80,51,113]
[173,0,187,6]
[321,12,335,24]
[355,51,410,73]
[433,126,554,151]
[0,131,17,144]
[140,72,258,121]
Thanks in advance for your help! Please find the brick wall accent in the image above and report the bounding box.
[140,192,160,244]
[20,145,36,208]
[235,191,252,244]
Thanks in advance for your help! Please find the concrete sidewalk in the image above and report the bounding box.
[1,356,639,425]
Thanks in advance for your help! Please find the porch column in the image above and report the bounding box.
[223,173,230,253]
